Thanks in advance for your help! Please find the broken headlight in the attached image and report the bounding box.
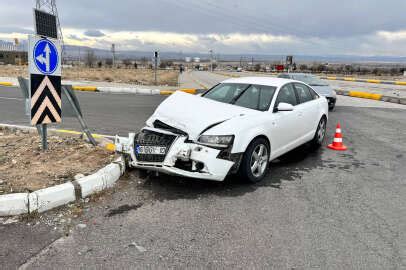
[198,135,234,149]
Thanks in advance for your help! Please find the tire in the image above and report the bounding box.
[311,116,327,147]
[238,137,270,183]
[329,104,335,111]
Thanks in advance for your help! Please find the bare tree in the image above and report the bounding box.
[105,58,113,68]
[122,58,132,68]
[299,64,308,71]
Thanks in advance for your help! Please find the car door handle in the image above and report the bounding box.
[298,111,303,116]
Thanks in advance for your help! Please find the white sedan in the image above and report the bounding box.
[115,77,328,183]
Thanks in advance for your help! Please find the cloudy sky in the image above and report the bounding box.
[1,0,406,56]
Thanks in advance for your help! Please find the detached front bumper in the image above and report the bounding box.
[115,130,235,181]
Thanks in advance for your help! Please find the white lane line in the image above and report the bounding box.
[0,97,23,101]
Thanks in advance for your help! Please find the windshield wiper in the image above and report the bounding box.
[230,84,252,104]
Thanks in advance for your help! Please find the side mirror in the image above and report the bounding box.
[276,102,294,112]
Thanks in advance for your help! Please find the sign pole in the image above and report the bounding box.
[154,51,158,86]
[154,57,157,86]
[41,124,48,150]
[62,85,97,146]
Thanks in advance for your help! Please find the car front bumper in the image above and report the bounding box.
[116,131,235,181]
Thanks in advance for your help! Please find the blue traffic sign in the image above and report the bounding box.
[33,39,59,75]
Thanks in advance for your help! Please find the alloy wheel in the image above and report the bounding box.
[250,144,269,178]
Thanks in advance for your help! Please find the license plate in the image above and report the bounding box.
[136,145,166,155]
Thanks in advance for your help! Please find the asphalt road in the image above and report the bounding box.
[1,73,406,269]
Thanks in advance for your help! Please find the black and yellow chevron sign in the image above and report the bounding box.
[30,74,61,125]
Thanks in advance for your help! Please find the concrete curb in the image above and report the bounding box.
[0,78,197,95]
[72,86,98,92]
[0,157,125,217]
[0,82,14,86]
[28,182,76,213]
[98,86,197,95]
[75,157,125,198]
[335,89,406,105]
[0,193,29,216]
[97,86,161,95]
[321,76,406,86]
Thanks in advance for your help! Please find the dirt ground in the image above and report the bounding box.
[0,127,116,194]
[0,65,179,86]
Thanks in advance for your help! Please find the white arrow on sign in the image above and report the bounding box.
[36,43,51,72]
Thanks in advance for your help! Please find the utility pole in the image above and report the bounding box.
[154,51,159,85]
[111,44,116,68]
[209,50,213,72]
[78,46,81,79]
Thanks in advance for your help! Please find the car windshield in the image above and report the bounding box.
[203,83,276,111]
[292,74,328,86]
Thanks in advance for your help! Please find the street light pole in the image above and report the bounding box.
[209,49,213,72]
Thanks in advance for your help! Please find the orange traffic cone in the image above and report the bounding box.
[328,123,347,151]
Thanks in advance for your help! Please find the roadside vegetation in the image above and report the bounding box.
[0,65,179,86]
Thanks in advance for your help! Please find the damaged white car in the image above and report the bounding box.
[115,77,328,183]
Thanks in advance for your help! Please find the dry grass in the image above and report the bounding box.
[0,127,116,194]
[0,65,179,86]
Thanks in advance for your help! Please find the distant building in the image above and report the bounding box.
[0,51,28,65]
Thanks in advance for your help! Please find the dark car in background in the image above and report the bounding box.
[278,73,336,110]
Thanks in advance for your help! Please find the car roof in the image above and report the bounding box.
[221,76,298,88]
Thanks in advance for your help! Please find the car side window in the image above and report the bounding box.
[308,86,319,99]
[234,85,260,110]
[275,83,298,109]
[258,85,277,111]
[294,83,313,103]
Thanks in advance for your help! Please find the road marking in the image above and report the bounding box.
[0,97,23,101]
[0,123,114,139]
[188,72,209,89]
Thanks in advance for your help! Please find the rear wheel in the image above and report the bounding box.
[238,138,270,183]
[311,116,327,147]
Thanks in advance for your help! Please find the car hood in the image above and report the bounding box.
[311,85,335,97]
[146,91,259,140]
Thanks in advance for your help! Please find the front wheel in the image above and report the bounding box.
[238,138,270,183]
[311,117,327,147]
